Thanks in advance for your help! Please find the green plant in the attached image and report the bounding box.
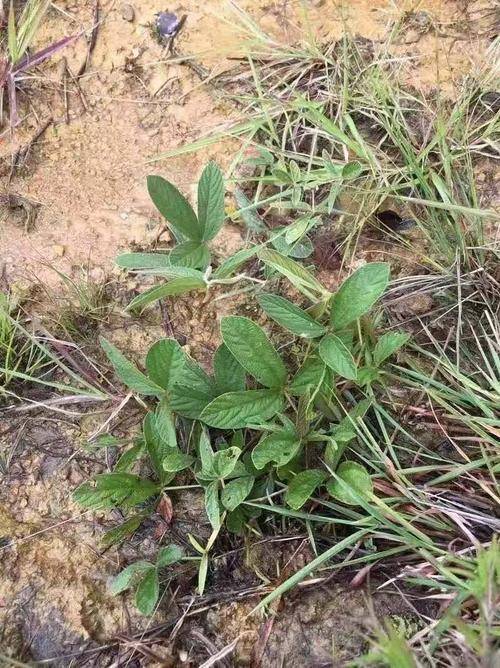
[109,544,184,615]
[116,162,263,311]
[74,258,410,599]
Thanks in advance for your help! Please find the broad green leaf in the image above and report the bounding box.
[284,217,316,244]
[144,413,172,482]
[116,252,171,270]
[221,477,254,511]
[319,334,358,381]
[163,448,195,472]
[198,161,225,241]
[330,263,390,329]
[252,431,301,469]
[212,246,259,279]
[373,331,410,366]
[170,356,217,419]
[154,399,177,448]
[214,343,246,393]
[198,428,215,475]
[201,389,284,429]
[109,561,153,595]
[74,473,158,510]
[170,241,210,269]
[100,337,163,396]
[145,338,185,391]
[327,461,373,505]
[157,544,183,567]
[170,384,215,419]
[114,443,145,472]
[101,514,144,548]
[285,469,326,510]
[257,293,326,339]
[127,277,206,311]
[357,367,380,386]
[204,480,220,530]
[221,316,286,388]
[135,568,159,615]
[147,174,202,241]
[212,446,241,479]
[289,357,328,396]
[258,249,327,298]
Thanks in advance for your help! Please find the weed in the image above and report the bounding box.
[0,0,75,126]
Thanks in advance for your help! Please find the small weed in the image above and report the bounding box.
[0,0,75,126]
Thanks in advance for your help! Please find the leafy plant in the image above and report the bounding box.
[115,162,263,310]
[109,544,183,615]
[74,260,408,554]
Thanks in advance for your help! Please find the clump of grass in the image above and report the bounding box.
[0,0,76,126]
[0,290,48,399]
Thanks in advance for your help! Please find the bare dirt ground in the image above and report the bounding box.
[0,1,498,665]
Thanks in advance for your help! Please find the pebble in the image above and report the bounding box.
[120,212,129,220]
[52,244,66,257]
[121,3,135,22]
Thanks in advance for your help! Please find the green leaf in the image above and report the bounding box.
[101,514,144,548]
[204,480,220,530]
[170,241,210,269]
[342,161,363,179]
[154,399,177,447]
[144,413,172,482]
[326,461,373,505]
[147,174,202,241]
[285,469,326,509]
[201,389,284,429]
[135,567,160,615]
[109,561,153,595]
[331,399,371,445]
[257,293,326,339]
[145,338,185,391]
[233,187,267,232]
[214,343,246,393]
[330,263,390,329]
[127,277,207,311]
[212,446,241,479]
[170,356,217,419]
[116,252,171,270]
[319,334,358,381]
[114,443,145,472]
[198,161,225,241]
[157,544,183,567]
[213,246,259,279]
[357,367,380,386]
[373,331,410,366]
[289,357,329,396]
[73,473,158,510]
[100,337,163,396]
[252,431,301,469]
[163,448,195,472]
[198,428,215,475]
[258,248,328,298]
[221,477,254,511]
[221,316,286,388]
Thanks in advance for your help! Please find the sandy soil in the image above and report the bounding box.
[0,0,498,665]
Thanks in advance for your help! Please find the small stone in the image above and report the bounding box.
[52,244,65,257]
[121,3,135,22]
[120,212,129,220]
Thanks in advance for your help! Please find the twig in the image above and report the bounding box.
[77,0,100,78]
[9,117,53,181]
